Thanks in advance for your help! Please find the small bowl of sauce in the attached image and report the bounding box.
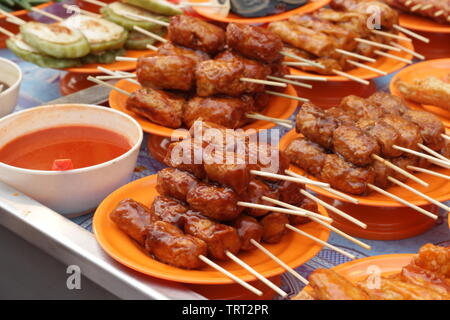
[0,57,22,118]
[0,104,143,216]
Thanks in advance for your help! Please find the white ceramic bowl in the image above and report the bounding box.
[0,104,143,217]
[0,57,22,118]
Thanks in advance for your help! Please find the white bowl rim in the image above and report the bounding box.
[0,57,23,98]
[0,103,144,176]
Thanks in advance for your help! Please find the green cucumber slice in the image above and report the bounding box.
[7,35,82,69]
[20,21,90,59]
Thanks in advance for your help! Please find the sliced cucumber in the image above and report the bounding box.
[125,29,164,50]
[61,15,128,53]
[101,2,168,31]
[121,0,182,16]
[80,48,126,64]
[20,21,90,59]
[7,35,82,69]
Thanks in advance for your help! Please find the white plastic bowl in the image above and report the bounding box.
[0,104,143,217]
[0,57,22,118]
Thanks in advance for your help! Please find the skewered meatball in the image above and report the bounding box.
[126,88,185,128]
[164,139,207,179]
[168,15,225,54]
[136,54,196,91]
[357,118,403,158]
[183,95,248,129]
[184,214,241,260]
[260,212,289,244]
[285,137,327,177]
[277,180,305,206]
[157,42,210,64]
[321,154,375,195]
[150,195,189,229]
[243,179,280,217]
[186,182,243,221]
[403,110,445,151]
[226,23,283,63]
[195,59,245,97]
[371,160,395,189]
[339,95,384,121]
[110,199,155,245]
[233,215,264,251]
[145,220,207,269]
[246,142,291,178]
[156,168,199,202]
[289,198,318,225]
[380,114,423,151]
[332,125,380,166]
[367,91,408,116]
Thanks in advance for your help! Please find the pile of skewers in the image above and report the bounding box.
[383,0,450,24]
[284,91,450,219]
[268,0,427,84]
[90,16,309,129]
[295,243,450,300]
[110,120,374,296]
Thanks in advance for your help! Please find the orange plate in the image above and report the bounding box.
[191,0,330,24]
[399,13,450,34]
[297,254,414,298]
[390,58,450,128]
[64,50,150,74]
[110,82,299,137]
[279,130,450,207]
[290,34,414,82]
[93,174,330,284]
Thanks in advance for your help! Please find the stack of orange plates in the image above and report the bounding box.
[289,34,414,108]
[279,130,450,240]
[190,0,330,24]
[390,58,450,128]
[93,174,331,299]
[398,14,450,60]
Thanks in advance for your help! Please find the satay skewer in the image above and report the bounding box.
[335,49,376,63]
[355,38,401,52]
[280,51,325,70]
[263,197,371,250]
[390,41,425,60]
[367,184,438,220]
[418,144,450,163]
[249,239,309,285]
[393,24,430,44]
[392,146,450,168]
[407,165,450,181]
[371,29,412,42]
[285,224,356,260]
[225,251,288,297]
[197,255,263,296]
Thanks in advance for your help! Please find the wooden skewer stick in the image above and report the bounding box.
[410,3,422,12]
[372,154,429,187]
[335,49,376,63]
[0,8,25,25]
[347,60,387,76]
[246,113,292,124]
[238,201,333,222]
[96,67,140,85]
[286,224,356,260]
[418,143,450,163]
[96,74,137,80]
[441,134,450,141]
[332,69,369,85]
[284,75,328,82]
[80,0,106,7]
[285,170,359,204]
[62,4,102,18]
[267,197,371,250]
[116,56,138,61]
[280,51,325,69]
[300,190,367,229]
[405,0,412,5]
[355,38,400,52]
[245,113,292,129]
[31,7,63,21]
[267,75,313,89]
[282,62,312,67]
[374,50,412,64]
[371,29,412,42]
[133,26,168,43]
[265,90,309,102]
[392,145,450,168]
[225,251,288,297]
[390,41,425,60]
[407,165,450,181]
[249,239,309,285]
[367,183,438,220]
[420,4,433,11]
[388,176,450,213]
[198,255,263,296]
[146,44,159,51]
[393,24,430,43]
[87,76,131,96]
[0,25,14,38]
[434,10,444,17]
[250,170,330,188]
[240,78,286,87]
[124,12,170,27]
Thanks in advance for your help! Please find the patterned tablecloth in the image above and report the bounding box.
[1,40,449,300]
